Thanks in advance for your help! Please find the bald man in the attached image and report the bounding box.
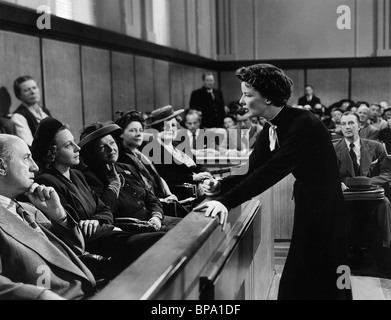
[357,104,379,141]
[0,135,96,300]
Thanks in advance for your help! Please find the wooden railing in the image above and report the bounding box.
[92,196,274,300]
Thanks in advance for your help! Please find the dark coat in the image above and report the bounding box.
[35,168,164,273]
[217,107,347,300]
[298,95,321,108]
[35,169,114,228]
[83,163,163,221]
[359,123,379,141]
[189,87,225,128]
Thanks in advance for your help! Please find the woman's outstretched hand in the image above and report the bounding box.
[194,201,228,231]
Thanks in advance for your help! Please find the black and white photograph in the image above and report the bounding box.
[0,0,391,305]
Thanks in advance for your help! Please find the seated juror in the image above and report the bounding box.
[334,112,391,273]
[0,135,96,300]
[145,106,213,202]
[31,118,164,279]
[115,111,178,203]
[79,122,180,232]
[334,112,391,192]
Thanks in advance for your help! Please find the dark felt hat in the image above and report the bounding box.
[146,105,184,128]
[79,124,122,149]
[31,117,64,163]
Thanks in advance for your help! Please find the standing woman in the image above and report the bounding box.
[31,117,164,277]
[197,64,348,300]
[145,105,213,202]
[11,76,51,146]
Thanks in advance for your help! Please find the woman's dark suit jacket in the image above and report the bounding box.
[35,169,118,250]
[83,163,163,221]
[216,107,347,300]
[35,168,164,273]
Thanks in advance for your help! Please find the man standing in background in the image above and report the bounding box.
[298,85,321,109]
[189,73,225,128]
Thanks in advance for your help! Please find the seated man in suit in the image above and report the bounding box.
[334,113,391,275]
[370,103,388,131]
[357,103,379,141]
[0,135,96,300]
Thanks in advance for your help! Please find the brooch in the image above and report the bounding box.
[124,170,132,176]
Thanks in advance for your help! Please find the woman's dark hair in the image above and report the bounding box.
[14,75,35,100]
[236,64,293,107]
[115,110,145,132]
[356,101,370,109]
[38,125,69,170]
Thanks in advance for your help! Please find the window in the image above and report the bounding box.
[1,0,96,26]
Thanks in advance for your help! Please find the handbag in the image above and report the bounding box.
[162,200,190,218]
[114,217,156,233]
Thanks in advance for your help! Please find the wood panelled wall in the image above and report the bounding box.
[0,29,217,140]
[220,66,391,108]
[217,0,384,61]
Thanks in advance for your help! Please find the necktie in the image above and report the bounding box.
[269,125,278,152]
[349,143,360,176]
[209,90,215,101]
[15,201,47,238]
[192,132,197,150]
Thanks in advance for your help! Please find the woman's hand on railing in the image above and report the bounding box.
[194,201,228,231]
